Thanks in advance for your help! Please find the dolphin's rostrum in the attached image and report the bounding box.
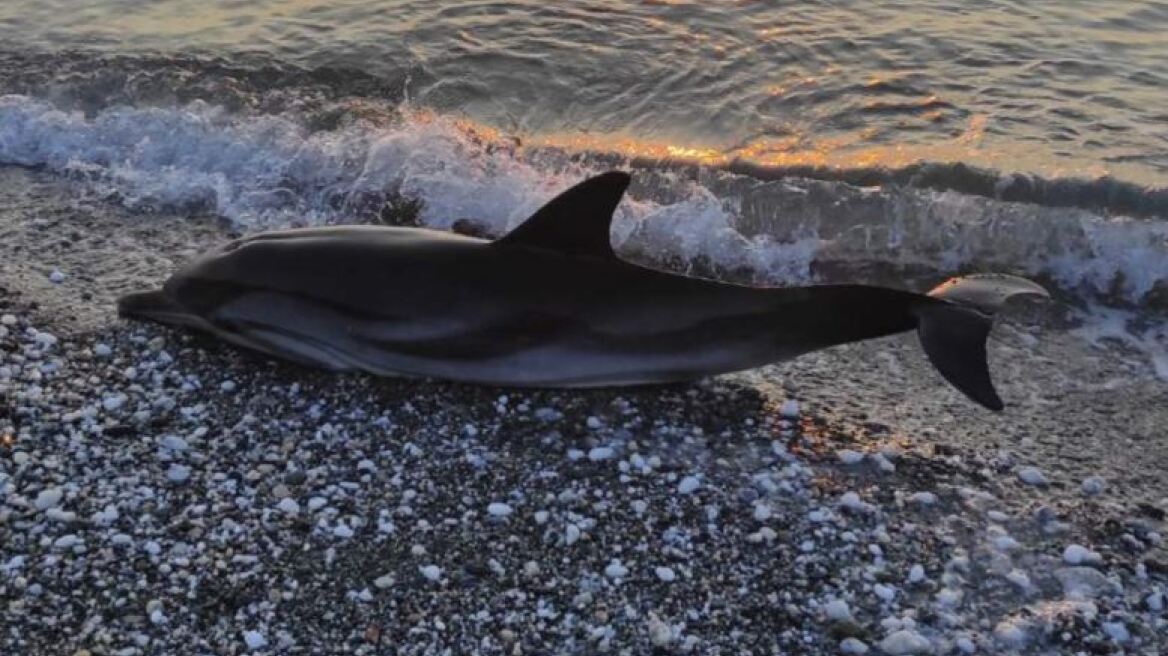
[119,171,1048,410]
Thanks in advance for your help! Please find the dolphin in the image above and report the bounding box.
[118,171,1048,410]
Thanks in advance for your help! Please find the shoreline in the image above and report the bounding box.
[1,165,1166,654]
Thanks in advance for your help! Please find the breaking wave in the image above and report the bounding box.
[0,91,1165,304]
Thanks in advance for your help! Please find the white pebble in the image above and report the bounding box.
[993,618,1030,649]
[752,503,772,522]
[878,630,932,655]
[1017,467,1046,486]
[1101,621,1129,643]
[166,464,190,484]
[53,535,82,550]
[823,598,852,622]
[93,343,112,358]
[588,446,614,461]
[332,524,354,539]
[647,613,674,648]
[487,502,513,518]
[837,449,865,465]
[242,630,267,651]
[1081,476,1105,496]
[604,559,629,579]
[1147,591,1164,612]
[373,575,394,589]
[677,475,701,494]
[654,566,676,582]
[102,394,126,411]
[1063,544,1102,566]
[533,510,549,524]
[48,269,66,283]
[840,637,870,654]
[908,564,926,583]
[220,380,236,392]
[954,635,976,654]
[909,491,937,506]
[1005,569,1031,589]
[874,584,897,602]
[34,488,64,510]
[586,416,602,429]
[419,565,442,581]
[565,524,581,546]
[276,498,300,515]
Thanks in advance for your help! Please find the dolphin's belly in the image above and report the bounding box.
[206,290,782,386]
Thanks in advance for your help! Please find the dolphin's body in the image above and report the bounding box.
[119,172,1047,410]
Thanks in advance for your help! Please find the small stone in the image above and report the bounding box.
[48,269,66,283]
[34,488,64,510]
[823,599,852,622]
[604,559,628,579]
[565,524,581,545]
[419,565,442,581]
[841,637,870,654]
[588,446,614,461]
[647,613,673,648]
[878,630,932,654]
[333,524,354,538]
[242,630,267,651]
[487,502,513,518]
[1101,621,1129,643]
[221,380,236,393]
[677,475,701,495]
[780,399,800,419]
[373,575,394,589]
[93,343,112,358]
[1081,476,1105,496]
[654,566,676,582]
[909,492,937,506]
[166,464,190,484]
[837,450,865,465]
[1056,567,1122,598]
[908,564,926,583]
[1017,467,1046,486]
[276,498,300,515]
[1063,544,1102,566]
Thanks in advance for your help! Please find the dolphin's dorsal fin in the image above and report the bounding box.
[495,171,630,258]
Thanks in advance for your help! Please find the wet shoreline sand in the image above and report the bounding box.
[2,165,1166,654]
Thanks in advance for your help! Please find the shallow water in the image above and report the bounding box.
[1,0,1165,184]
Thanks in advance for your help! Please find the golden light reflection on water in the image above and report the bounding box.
[530,114,1002,173]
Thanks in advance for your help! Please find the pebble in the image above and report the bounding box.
[1081,476,1105,496]
[647,614,673,648]
[1056,567,1122,598]
[276,498,300,515]
[34,487,64,510]
[332,524,354,538]
[242,630,267,651]
[1017,467,1047,486]
[48,269,66,283]
[840,637,870,654]
[166,463,190,484]
[1101,621,1129,643]
[588,446,615,461]
[93,343,112,358]
[1063,544,1102,566]
[487,502,513,518]
[823,599,852,622]
[419,565,442,582]
[604,559,629,579]
[908,564,926,583]
[780,399,800,419]
[654,566,676,582]
[878,630,932,655]
[908,492,937,506]
[677,475,701,494]
[837,449,864,465]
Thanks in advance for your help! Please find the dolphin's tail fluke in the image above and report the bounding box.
[914,274,1049,411]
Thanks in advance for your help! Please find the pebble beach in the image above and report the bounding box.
[2,167,1166,655]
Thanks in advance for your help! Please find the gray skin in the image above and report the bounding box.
[119,172,1048,410]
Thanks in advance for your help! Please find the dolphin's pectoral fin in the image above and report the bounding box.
[495,171,630,258]
[926,273,1050,312]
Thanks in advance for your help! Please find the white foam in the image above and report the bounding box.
[0,94,1164,300]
